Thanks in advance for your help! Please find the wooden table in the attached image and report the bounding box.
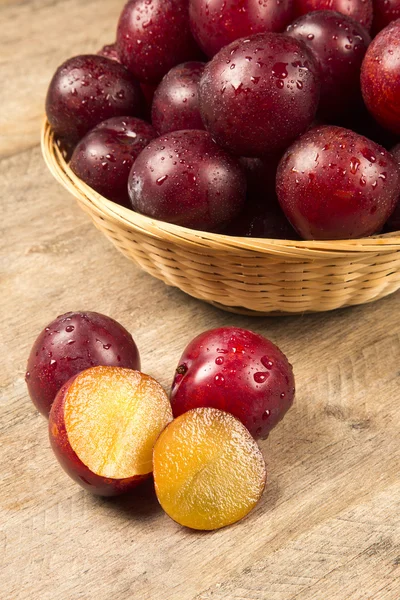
[1,2,399,598]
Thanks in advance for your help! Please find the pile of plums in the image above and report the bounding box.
[26,311,295,530]
[46,0,400,241]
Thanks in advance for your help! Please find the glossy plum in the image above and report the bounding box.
[70,117,156,207]
[151,62,206,134]
[199,33,320,156]
[45,55,143,142]
[286,11,371,119]
[385,143,400,231]
[97,43,121,62]
[227,203,299,238]
[276,125,400,240]
[128,130,246,231]
[238,156,282,210]
[372,0,400,35]
[49,367,172,496]
[170,327,295,440]
[26,311,140,417]
[117,0,202,84]
[293,0,373,29]
[189,0,294,58]
[361,20,400,135]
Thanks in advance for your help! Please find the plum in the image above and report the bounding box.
[128,130,246,231]
[97,43,121,62]
[238,156,282,210]
[385,143,400,231]
[226,203,299,238]
[153,408,267,530]
[170,327,295,440]
[49,367,172,496]
[45,55,143,143]
[199,33,320,156]
[70,116,156,207]
[151,62,206,134]
[117,0,202,84]
[276,125,400,240]
[372,0,400,35]
[293,0,373,29]
[286,11,371,119]
[189,0,294,58]
[361,20,400,135]
[25,311,140,417]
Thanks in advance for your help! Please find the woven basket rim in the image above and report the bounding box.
[41,119,400,258]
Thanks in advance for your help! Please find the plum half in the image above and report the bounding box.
[189,0,294,58]
[45,55,143,143]
[153,407,267,530]
[49,367,172,496]
[128,130,246,231]
[199,33,320,157]
[276,125,400,240]
[170,327,295,440]
[26,311,140,417]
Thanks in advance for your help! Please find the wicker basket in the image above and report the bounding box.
[41,120,400,315]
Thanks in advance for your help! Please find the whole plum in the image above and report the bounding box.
[26,311,140,417]
[117,0,202,84]
[286,11,370,119]
[385,143,400,231]
[372,0,400,35]
[45,55,143,143]
[226,203,299,239]
[97,43,121,62]
[70,117,156,207]
[293,0,373,29]
[170,327,295,440]
[361,19,400,135]
[128,130,246,231]
[199,33,320,157]
[151,62,206,134]
[276,125,400,240]
[189,0,294,58]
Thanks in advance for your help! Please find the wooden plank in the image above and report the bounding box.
[1,1,399,598]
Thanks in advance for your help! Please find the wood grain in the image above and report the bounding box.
[1,1,399,599]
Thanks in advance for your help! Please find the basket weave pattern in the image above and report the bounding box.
[42,121,400,315]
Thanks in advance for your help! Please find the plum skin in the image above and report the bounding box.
[293,0,373,30]
[276,125,400,240]
[49,376,148,496]
[372,0,400,35]
[70,117,156,207]
[25,311,140,417]
[128,130,246,231]
[386,143,400,231]
[170,327,295,440]
[286,10,371,119]
[117,0,202,84]
[97,43,121,62]
[361,20,400,136]
[199,33,321,157]
[189,0,294,58]
[151,62,206,135]
[45,55,143,143]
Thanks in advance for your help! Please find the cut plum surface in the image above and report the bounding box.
[49,366,173,496]
[153,407,267,530]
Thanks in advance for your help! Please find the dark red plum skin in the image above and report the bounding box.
[199,33,321,157]
[226,203,299,238]
[170,327,295,440]
[239,156,282,210]
[293,0,373,29]
[361,20,400,135]
[97,43,121,62]
[128,130,246,231]
[189,0,294,58]
[386,143,400,231]
[286,11,371,119]
[117,0,202,84]
[45,55,143,143]
[70,117,156,207]
[49,378,148,496]
[25,311,141,417]
[151,62,206,134]
[372,0,400,35]
[276,125,400,240]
